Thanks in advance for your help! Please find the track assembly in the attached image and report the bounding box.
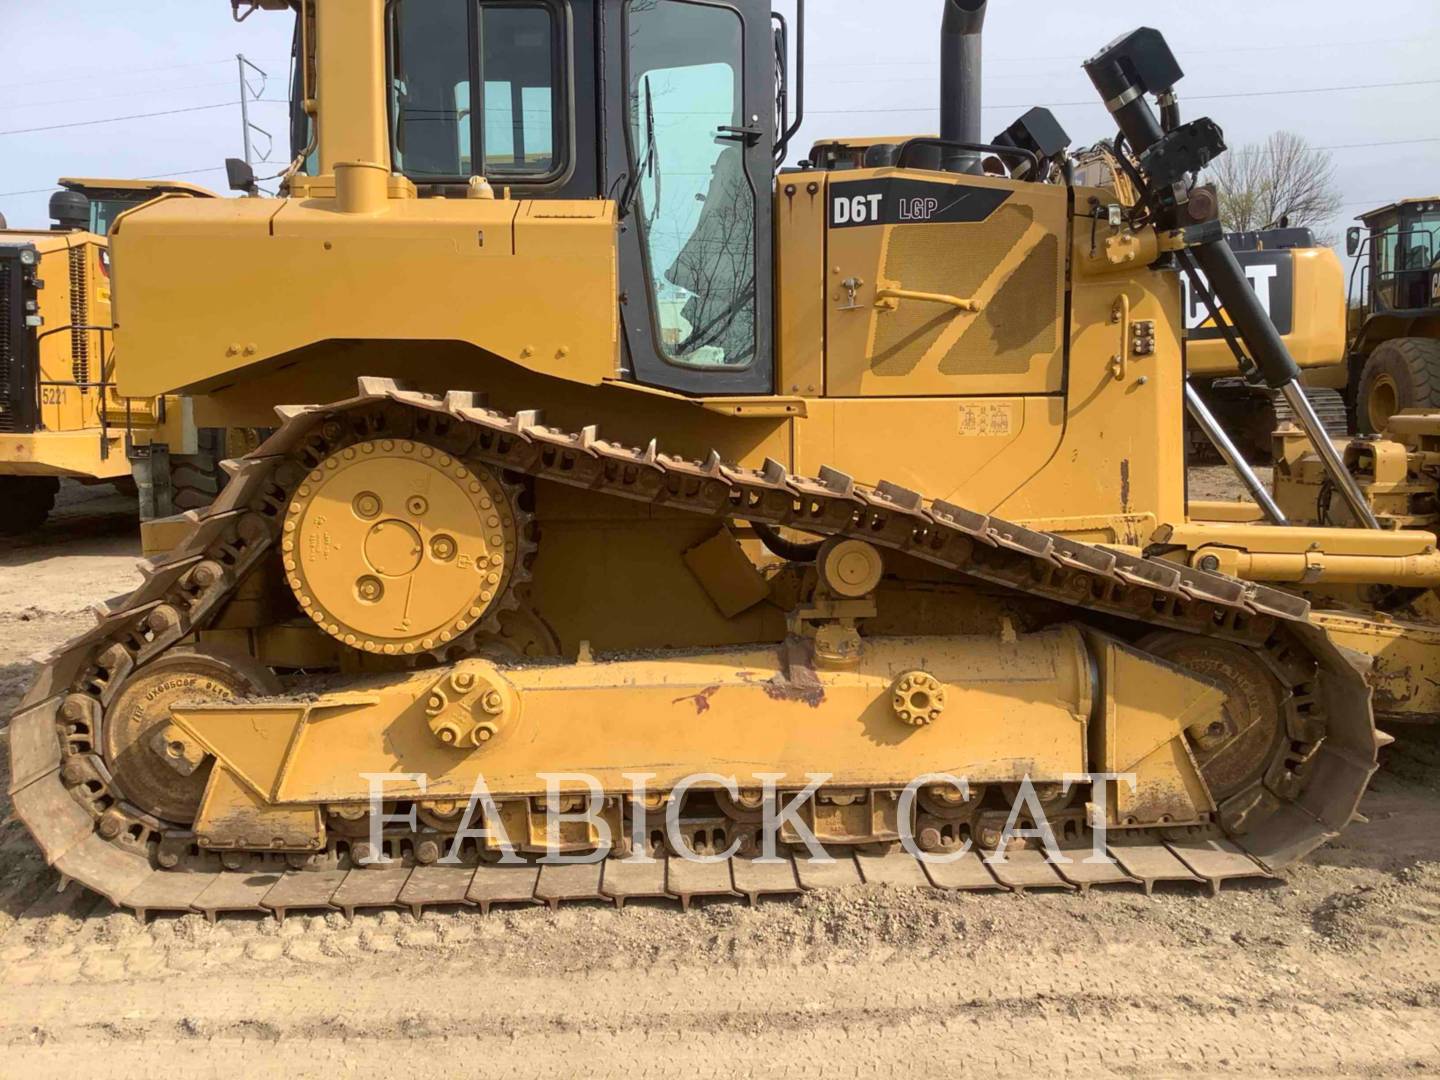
[7,378,1385,922]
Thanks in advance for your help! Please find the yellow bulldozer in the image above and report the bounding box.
[12,0,1438,919]
[0,178,229,532]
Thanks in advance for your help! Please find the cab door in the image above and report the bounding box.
[608,0,775,395]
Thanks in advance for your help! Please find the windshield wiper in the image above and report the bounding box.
[621,75,659,220]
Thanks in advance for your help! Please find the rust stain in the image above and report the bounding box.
[672,685,720,715]
[1119,458,1132,515]
[763,637,825,708]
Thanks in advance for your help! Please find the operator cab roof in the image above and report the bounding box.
[1358,196,1440,224]
[58,177,220,200]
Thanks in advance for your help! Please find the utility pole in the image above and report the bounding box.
[236,54,272,167]
[238,54,253,166]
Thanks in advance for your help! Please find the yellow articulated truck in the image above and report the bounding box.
[0,179,227,531]
[15,0,1440,920]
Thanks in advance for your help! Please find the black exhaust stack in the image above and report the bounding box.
[940,0,987,173]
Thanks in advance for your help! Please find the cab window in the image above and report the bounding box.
[390,0,565,183]
[627,0,757,369]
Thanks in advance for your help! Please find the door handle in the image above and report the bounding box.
[874,287,982,313]
[717,124,763,146]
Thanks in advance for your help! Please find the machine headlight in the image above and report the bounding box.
[18,248,36,266]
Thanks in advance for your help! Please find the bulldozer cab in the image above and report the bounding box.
[335,0,775,394]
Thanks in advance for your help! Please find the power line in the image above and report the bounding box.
[0,167,229,200]
[805,34,1437,69]
[1,80,237,112]
[0,57,289,92]
[0,99,285,137]
[807,77,1440,115]
[1317,137,1440,151]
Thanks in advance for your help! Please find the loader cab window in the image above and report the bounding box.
[389,0,565,183]
[626,0,757,369]
[88,198,137,236]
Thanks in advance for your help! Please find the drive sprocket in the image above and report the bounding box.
[281,437,534,659]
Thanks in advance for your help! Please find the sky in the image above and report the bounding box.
[1,0,1436,273]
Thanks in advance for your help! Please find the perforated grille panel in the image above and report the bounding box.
[0,251,38,434]
[0,258,15,433]
[871,204,1063,379]
[68,247,91,393]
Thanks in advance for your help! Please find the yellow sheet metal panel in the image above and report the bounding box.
[1051,226,1188,541]
[1187,500,1266,524]
[1086,633,1219,828]
[824,169,1068,398]
[172,630,1093,804]
[683,527,772,619]
[1312,610,1440,721]
[111,195,618,398]
[796,396,1064,516]
[775,174,827,396]
[0,431,128,478]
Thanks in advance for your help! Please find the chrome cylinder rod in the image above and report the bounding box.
[1185,382,1287,526]
[1278,380,1381,530]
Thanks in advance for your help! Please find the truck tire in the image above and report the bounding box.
[1356,338,1440,434]
[169,428,227,512]
[0,476,60,536]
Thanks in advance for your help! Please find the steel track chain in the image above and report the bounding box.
[6,377,1383,920]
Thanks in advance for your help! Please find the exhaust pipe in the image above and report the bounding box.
[940,0,987,172]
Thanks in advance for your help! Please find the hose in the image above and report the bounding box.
[751,522,823,562]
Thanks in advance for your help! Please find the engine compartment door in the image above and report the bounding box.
[824,171,1068,398]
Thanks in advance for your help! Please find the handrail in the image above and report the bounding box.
[894,137,1041,175]
[874,287,982,313]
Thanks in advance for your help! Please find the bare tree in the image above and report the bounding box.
[1206,131,1343,241]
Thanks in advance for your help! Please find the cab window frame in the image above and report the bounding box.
[620,0,761,375]
[385,0,576,190]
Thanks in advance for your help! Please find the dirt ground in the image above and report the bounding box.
[2,479,1439,1078]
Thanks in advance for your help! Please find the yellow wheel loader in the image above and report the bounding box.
[1345,197,1440,434]
[11,0,1434,919]
[0,178,227,532]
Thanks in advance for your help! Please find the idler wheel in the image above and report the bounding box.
[1138,631,1287,802]
[101,649,280,825]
